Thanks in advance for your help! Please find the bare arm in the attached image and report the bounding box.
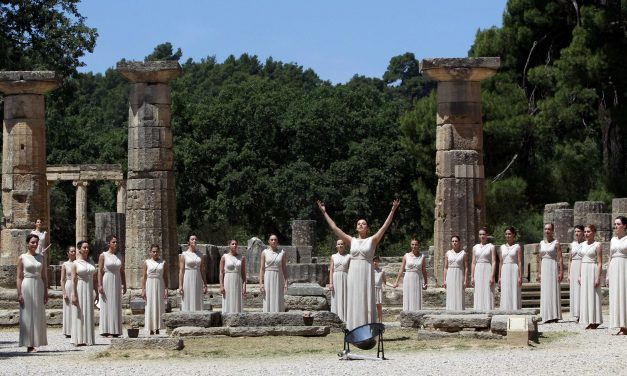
[517,245,523,286]
[178,254,185,296]
[371,199,400,247]
[393,255,407,287]
[556,242,563,282]
[240,256,247,295]
[463,252,469,288]
[595,243,602,288]
[328,256,335,291]
[41,254,48,304]
[422,257,428,287]
[259,251,266,292]
[317,201,351,246]
[282,251,288,292]
[490,245,497,286]
[498,247,504,287]
[443,252,449,288]
[60,264,67,299]
[16,256,24,306]
[120,255,127,295]
[71,263,79,306]
[219,255,226,295]
[606,252,612,287]
[471,247,477,287]
[141,260,148,299]
[97,253,105,294]
[201,254,208,294]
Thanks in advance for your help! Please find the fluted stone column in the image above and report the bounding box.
[0,71,59,271]
[118,61,181,288]
[73,180,88,245]
[421,58,500,285]
[115,181,127,214]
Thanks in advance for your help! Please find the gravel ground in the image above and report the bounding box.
[0,313,624,376]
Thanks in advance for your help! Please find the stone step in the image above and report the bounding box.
[170,325,330,337]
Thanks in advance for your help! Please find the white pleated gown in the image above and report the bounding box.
[445,250,466,311]
[579,241,602,326]
[374,268,385,304]
[221,254,243,313]
[262,248,285,313]
[402,252,424,311]
[609,236,627,328]
[99,252,123,335]
[539,240,562,321]
[145,259,166,331]
[500,244,521,310]
[473,244,495,311]
[569,241,583,319]
[181,250,204,312]
[62,261,73,336]
[330,253,350,321]
[18,253,47,348]
[72,260,96,345]
[346,237,376,331]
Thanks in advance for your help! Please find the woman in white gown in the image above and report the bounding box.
[606,216,627,335]
[178,234,207,312]
[499,227,522,310]
[392,238,427,311]
[220,240,246,313]
[71,240,98,346]
[260,234,288,312]
[329,239,350,320]
[17,234,48,352]
[142,245,169,334]
[98,235,126,336]
[569,225,584,322]
[471,228,496,311]
[537,223,563,323]
[60,246,76,338]
[443,236,467,311]
[578,225,602,329]
[318,199,400,331]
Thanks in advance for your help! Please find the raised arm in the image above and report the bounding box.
[317,201,351,246]
[371,199,400,247]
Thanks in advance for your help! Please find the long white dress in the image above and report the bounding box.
[71,260,96,345]
[262,248,285,313]
[403,252,424,311]
[145,259,166,331]
[346,236,376,331]
[99,252,123,335]
[374,268,385,304]
[579,241,602,326]
[181,250,204,312]
[62,261,73,336]
[31,230,46,255]
[539,240,562,321]
[569,241,583,319]
[500,244,521,310]
[330,253,350,321]
[445,250,466,311]
[608,235,627,328]
[473,243,495,311]
[222,254,243,313]
[19,253,47,348]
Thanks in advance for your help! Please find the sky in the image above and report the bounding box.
[77,0,508,83]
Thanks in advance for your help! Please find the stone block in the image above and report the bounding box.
[574,201,607,227]
[287,282,326,296]
[128,126,172,149]
[310,311,345,331]
[163,311,222,332]
[416,330,502,340]
[109,338,184,350]
[586,212,612,234]
[435,150,482,178]
[286,263,328,285]
[424,314,491,332]
[0,229,32,265]
[553,209,574,244]
[130,297,146,314]
[436,123,483,151]
[291,220,316,247]
[171,325,329,337]
[436,102,482,125]
[0,71,60,94]
[490,314,538,340]
[4,94,45,119]
[435,81,481,102]
[543,202,570,225]
[128,83,172,105]
[117,61,182,84]
[222,312,307,327]
[612,198,627,219]
[0,266,17,288]
[128,147,174,172]
[286,295,328,311]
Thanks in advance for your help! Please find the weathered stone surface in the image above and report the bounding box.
[436,123,483,151]
[424,314,491,331]
[286,295,328,311]
[416,330,502,340]
[612,198,627,219]
[163,312,222,332]
[0,71,60,94]
[0,264,18,288]
[435,81,481,103]
[117,61,182,83]
[421,58,500,81]
[109,337,184,350]
[437,102,482,126]
[94,213,126,260]
[553,208,574,244]
[543,202,570,224]
[291,220,316,247]
[171,325,329,337]
[574,201,607,227]
[435,150,482,178]
[286,263,327,285]
[490,314,538,340]
[223,312,303,327]
[245,237,264,283]
[310,311,345,331]
[0,309,66,326]
[586,213,612,241]
[287,282,326,296]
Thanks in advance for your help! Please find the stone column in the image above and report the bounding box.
[115,180,127,214]
[292,220,316,247]
[118,61,181,288]
[0,71,59,269]
[95,212,126,262]
[421,58,500,285]
[73,180,89,244]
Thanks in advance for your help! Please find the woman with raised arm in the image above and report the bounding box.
[392,238,427,311]
[71,240,98,346]
[499,227,522,310]
[537,223,563,323]
[60,246,76,338]
[569,225,585,322]
[443,236,468,311]
[179,234,207,312]
[318,199,400,330]
[578,225,603,329]
[142,244,169,334]
[329,239,350,321]
[98,235,126,337]
[471,228,496,311]
[607,216,627,335]
[220,239,246,313]
[259,234,288,312]
[17,234,48,352]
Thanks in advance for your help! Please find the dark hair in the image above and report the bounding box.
[451,235,460,242]
[586,224,597,233]
[268,233,278,241]
[544,223,554,230]
[616,216,627,226]
[410,238,421,244]
[228,239,237,245]
[187,233,197,242]
[67,245,75,252]
[505,227,517,236]
[106,234,117,243]
[479,227,489,234]
[150,244,160,251]
[76,240,88,249]
[357,218,369,226]
[574,225,585,231]
[373,256,381,262]
[26,234,39,244]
